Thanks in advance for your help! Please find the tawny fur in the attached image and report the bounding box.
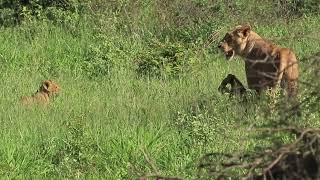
[218,24,299,101]
[21,80,60,106]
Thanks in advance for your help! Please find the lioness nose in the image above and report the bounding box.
[217,44,222,48]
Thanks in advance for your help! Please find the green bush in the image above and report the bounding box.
[135,41,195,77]
[0,8,15,26]
[84,43,114,79]
[176,110,217,146]
[38,118,101,177]
[0,0,88,26]
[274,0,320,17]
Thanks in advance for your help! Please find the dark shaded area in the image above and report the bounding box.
[218,73,247,98]
[197,128,320,179]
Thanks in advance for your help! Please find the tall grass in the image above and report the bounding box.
[0,0,320,178]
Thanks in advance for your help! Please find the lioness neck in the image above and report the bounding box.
[243,32,261,54]
[243,32,276,60]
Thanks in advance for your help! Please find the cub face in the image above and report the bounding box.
[40,80,60,97]
[217,25,251,60]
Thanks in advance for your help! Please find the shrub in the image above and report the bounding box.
[135,41,195,77]
[83,42,114,79]
[37,118,103,178]
[0,0,88,26]
[274,0,320,17]
[176,110,217,146]
[0,7,15,26]
[174,94,238,147]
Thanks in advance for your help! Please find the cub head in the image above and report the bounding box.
[217,24,251,60]
[39,80,60,97]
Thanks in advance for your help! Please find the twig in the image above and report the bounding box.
[139,174,182,180]
[263,152,286,174]
[141,147,160,174]
[203,30,221,49]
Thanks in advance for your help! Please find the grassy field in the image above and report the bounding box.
[0,1,320,179]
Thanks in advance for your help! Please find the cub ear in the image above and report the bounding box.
[237,24,251,38]
[42,80,51,92]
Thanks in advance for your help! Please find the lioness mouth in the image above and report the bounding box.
[225,50,235,60]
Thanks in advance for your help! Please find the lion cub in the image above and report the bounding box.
[21,80,60,106]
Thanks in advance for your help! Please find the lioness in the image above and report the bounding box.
[21,80,60,106]
[217,24,299,100]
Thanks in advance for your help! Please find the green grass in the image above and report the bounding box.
[0,5,320,179]
[0,58,247,178]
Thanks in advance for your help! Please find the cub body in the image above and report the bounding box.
[21,80,60,106]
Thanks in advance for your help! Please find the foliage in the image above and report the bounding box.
[0,0,88,26]
[84,43,114,79]
[0,0,320,179]
[135,41,196,77]
[176,110,217,147]
[38,118,99,177]
[273,0,320,17]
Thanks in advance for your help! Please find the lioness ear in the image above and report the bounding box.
[242,24,251,37]
[237,24,251,38]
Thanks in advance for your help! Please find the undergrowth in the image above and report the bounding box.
[0,0,319,179]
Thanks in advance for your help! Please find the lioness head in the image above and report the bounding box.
[39,80,60,97]
[217,24,252,60]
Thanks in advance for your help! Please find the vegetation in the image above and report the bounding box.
[0,0,319,178]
